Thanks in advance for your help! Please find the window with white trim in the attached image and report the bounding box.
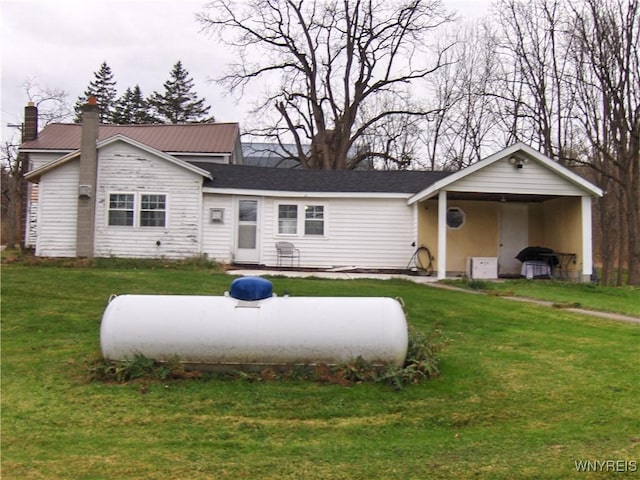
[108,194,134,226]
[140,194,166,227]
[304,205,324,235]
[278,204,298,234]
[107,193,167,228]
[276,203,327,237]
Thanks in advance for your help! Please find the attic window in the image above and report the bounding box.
[446,207,465,229]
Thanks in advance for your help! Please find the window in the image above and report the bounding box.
[276,203,326,237]
[107,193,167,228]
[305,205,324,235]
[108,194,134,226]
[278,204,298,234]
[140,194,166,227]
[446,207,465,229]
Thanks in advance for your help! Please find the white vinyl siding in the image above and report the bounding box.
[35,160,79,257]
[201,194,234,263]
[94,142,202,258]
[448,157,586,196]
[262,197,414,269]
[25,152,75,248]
[172,154,230,164]
[28,152,71,170]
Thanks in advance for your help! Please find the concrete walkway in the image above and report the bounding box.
[499,295,640,324]
[226,269,640,325]
[227,268,441,284]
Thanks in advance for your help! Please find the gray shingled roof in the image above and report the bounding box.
[191,162,453,194]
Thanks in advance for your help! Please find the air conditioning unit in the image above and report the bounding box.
[466,257,498,279]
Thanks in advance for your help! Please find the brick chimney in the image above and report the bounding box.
[17,103,39,249]
[22,102,38,142]
[76,97,99,257]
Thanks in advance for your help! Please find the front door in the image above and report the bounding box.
[499,203,528,276]
[235,198,260,263]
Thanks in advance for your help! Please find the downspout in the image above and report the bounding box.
[76,97,99,257]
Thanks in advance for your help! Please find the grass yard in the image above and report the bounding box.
[443,278,640,317]
[1,264,639,479]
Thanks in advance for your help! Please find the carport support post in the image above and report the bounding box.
[437,190,447,280]
[581,196,593,282]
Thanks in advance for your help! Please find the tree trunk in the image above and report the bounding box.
[597,189,616,285]
[5,174,23,249]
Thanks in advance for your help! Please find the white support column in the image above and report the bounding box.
[581,196,593,282]
[412,201,419,247]
[437,190,447,279]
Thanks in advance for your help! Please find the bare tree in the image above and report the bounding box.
[1,80,71,248]
[493,0,579,163]
[1,140,22,248]
[569,0,640,284]
[409,20,505,171]
[485,0,639,285]
[420,31,464,170]
[199,0,454,169]
[23,78,73,125]
[356,94,425,169]
[445,22,501,169]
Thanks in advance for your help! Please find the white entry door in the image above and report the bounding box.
[235,198,260,263]
[499,203,528,276]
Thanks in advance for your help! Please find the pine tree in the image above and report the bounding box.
[148,61,214,123]
[74,62,118,123]
[112,85,154,124]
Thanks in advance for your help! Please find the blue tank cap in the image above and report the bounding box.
[229,277,273,301]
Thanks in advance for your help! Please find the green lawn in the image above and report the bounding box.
[443,278,640,317]
[2,265,639,479]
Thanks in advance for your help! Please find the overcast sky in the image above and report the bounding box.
[1,0,491,144]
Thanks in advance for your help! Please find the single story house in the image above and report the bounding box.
[22,101,603,281]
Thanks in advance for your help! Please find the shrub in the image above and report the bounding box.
[2,252,222,271]
[88,330,443,389]
[87,354,201,382]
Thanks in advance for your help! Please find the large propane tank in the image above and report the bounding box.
[100,277,408,369]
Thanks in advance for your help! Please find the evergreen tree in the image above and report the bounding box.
[112,85,154,124]
[148,61,214,123]
[74,62,118,123]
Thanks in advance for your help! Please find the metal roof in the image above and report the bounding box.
[20,123,240,154]
[193,162,453,194]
